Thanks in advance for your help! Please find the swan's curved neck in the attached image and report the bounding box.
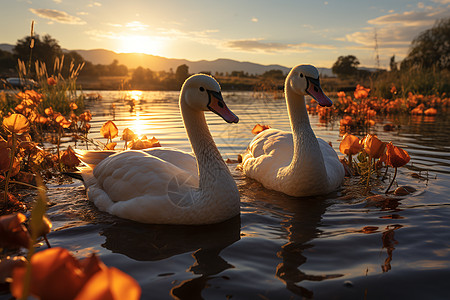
[180,98,230,189]
[285,85,327,178]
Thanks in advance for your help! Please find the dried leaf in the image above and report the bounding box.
[385,142,410,168]
[60,146,81,168]
[121,128,137,142]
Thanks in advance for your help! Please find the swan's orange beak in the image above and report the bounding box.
[207,90,239,123]
[306,76,333,107]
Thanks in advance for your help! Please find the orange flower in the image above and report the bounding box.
[11,248,94,300]
[385,142,410,168]
[47,76,57,86]
[69,102,78,111]
[354,84,370,99]
[363,134,386,159]
[337,91,346,98]
[339,133,363,156]
[44,107,54,117]
[390,85,397,94]
[100,121,118,140]
[74,267,141,300]
[2,114,30,135]
[122,128,137,142]
[60,146,81,168]
[251,124,271,135]
[339,115,353,126]
[129,136,161,150]
[424,107,437,116]
[105,142,117,150]
[0,213,31,249]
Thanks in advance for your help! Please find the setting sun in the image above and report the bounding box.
[117,35,163,55]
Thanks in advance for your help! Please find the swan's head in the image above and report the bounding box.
[287,64,333,107]
[181,74,239,123]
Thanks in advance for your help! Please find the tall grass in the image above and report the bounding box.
[372,67,450,99]
[22,55,85,115]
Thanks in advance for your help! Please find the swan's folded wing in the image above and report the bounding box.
[318,138,345,189]
[142,147,197,175]
[241,129,293,173]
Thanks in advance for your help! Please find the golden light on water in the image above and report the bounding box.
[131,111,146,138]
[128,90,142,100]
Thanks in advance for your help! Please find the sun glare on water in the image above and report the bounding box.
[117,35,163,55]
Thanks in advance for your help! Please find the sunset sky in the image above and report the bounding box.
[1,0,449,69]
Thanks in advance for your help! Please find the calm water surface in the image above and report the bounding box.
[24,91,450,299]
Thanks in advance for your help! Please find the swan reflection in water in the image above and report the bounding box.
[240,178,343,298]
[99,215,240,299]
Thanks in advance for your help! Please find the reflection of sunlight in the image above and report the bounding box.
[128,90,142,100]
[132,112,146,138]
[117,35,163,55]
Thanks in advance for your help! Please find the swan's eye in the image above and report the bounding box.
[300,73,304,78]
[199,87,205,92]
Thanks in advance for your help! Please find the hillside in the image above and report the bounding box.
[0,43,334,76]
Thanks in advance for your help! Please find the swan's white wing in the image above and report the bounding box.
[241,128,293,181]
[318,138,345,190]
[85,150,200,223]
[142,147,197,175]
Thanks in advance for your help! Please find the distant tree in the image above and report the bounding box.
[13,34,63,73]
[389,55,398,72]
[401,17,450,70]
[175,64,189,84]
[262,69,285,80]
[0,49,15,75]
[331,55,360,79]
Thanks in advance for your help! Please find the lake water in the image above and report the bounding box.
[15,91,450,299]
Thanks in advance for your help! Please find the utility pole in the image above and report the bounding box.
[374,29,380,69]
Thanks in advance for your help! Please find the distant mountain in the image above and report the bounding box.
[0,42,335,76]
[0,44,14,52]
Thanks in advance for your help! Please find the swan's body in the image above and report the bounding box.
[79,74,240,224]
[240,65,344,197]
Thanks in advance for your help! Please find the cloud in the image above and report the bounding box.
[368,6,449,27]
[29,8,86,24]
[225,39,335,53]
[125,21,149,31]
[88,2,102,7]
[342,4,450,60]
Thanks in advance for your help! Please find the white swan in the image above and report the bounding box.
[79,74,240,224]
[240,64,344,197]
